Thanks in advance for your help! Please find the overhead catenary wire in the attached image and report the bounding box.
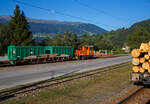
[74,0,128,23]
[13,0,119,30]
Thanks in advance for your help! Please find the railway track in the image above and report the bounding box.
[118,86,150,104]
[0,62,130,102]
[0,55,127,68]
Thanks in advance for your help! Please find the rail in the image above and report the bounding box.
[117,86,150,104]
[118,86,144,104]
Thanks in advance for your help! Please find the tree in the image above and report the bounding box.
[53,33,63,46]
[93,34,103,50]
[42,37,53,46]
[80,32,93,47]
[127,27,150,49]
[70,33,80,51]
[63,30,72,46]
[94,35,113,50]
[7,5,33,46]
[0,24,9,55]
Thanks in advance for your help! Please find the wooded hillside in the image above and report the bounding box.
[0,15,107,35]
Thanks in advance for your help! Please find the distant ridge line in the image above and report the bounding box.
[0,15,107,34]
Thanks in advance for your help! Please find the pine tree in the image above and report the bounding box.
[63,30,72,46]
[71,33,80,50]
[80,32,93,46]
[54,33,63,46]
[0,24,9,55]
[8,5,33,46]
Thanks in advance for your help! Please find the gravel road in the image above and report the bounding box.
[0,55,131,90]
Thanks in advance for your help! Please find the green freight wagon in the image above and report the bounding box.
[8,46,45,61]
[8,46,73,61]
[45,46,73,57]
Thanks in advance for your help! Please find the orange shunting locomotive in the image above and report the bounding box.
[75,45,94,60]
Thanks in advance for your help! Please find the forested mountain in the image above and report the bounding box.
[0,15,107,34]
[104,19,150,49]
[130,19,150,33]
[104,28,129,49]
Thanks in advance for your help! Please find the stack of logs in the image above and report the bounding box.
[95,51,113,57]
[132,42,150,73]
[95,51,105,56]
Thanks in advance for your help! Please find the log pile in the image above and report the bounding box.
[131,42,150,73]
[95,51,105,57]
[95,51,113,57]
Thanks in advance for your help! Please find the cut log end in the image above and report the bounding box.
[132,66,140,73]
[139,67,145,73]
[142,62,150,70]
[144,54,149,60]
[140,43,149,52]
[131,49,140,58]
[132,58,140,65]
[140,58,145,63]
[148,41,150,46]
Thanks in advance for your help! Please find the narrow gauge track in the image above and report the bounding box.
[0,55,127,68]
[118,86,150,104]
[0,62,130,102]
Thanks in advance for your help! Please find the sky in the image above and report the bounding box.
[0,0,150,31]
